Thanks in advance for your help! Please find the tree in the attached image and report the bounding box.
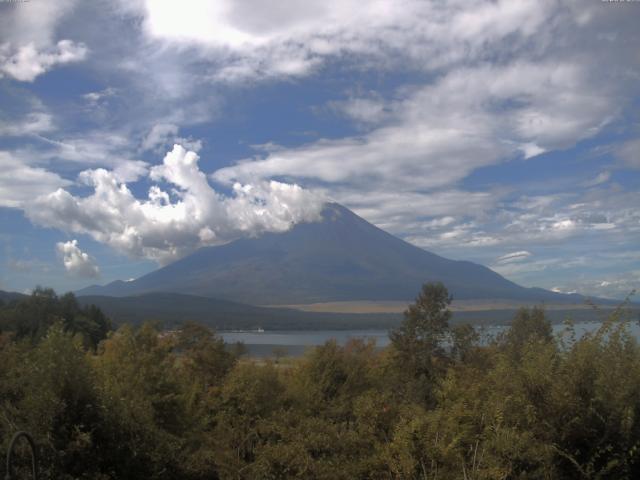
[502,306,553,353]
[92,323,187,479]
[389,282,452,403]
[0,323,105,479]
[0,288,111,348]
[450,323,479,362]
[176,321,237,389]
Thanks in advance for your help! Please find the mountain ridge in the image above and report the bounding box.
[77,203,589,305]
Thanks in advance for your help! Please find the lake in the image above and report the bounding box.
[221,320,640,357]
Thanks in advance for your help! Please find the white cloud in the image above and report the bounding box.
[204,40,636,254]
[496,251,532,264]
[212,59,619,236]
[0,112,55,136]
[19,131,150,183]
[551,219,577,232]
[513,195,563,212]
[583,170,611,187]
[139,0,396,81]
[403,186,640,256]
[549,271,640,300]
[112,161,150,184]
[117,0,637,100]
[331,189,498,235]
[551,286,577,295]
[132,0,563,83]
[0,151,71,208]
[0,0,87,81]
[83,87,117,105]
[0,40,87,82]
[330,96,390,126]
[0,0,78,47]
[519,143,546,160]
[491,249,640,300]
[56,240,100,278]
[26,144,325,264]
[491,256,587,277]
[141,123,202,153]
[141,123,179,151]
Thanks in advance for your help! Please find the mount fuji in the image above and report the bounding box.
[78,203,584,306]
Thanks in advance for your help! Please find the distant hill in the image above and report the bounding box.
[0,288,400,330]
[77,293,400,330]
[76,293,632,330]
[78,202,591,305]
[0,290,26,303]
[1,289,630,331]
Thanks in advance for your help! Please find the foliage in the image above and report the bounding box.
[1,285,640,479]
[0,287,111,348]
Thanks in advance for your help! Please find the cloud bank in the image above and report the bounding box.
[28,145,324,264]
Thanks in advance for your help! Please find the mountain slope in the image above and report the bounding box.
[78,203,584,305]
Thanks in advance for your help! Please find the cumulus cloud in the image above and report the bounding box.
[56,240,100,278]
[26,144,325,264]
[0,40,87,82]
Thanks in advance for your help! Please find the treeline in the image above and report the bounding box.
[1,284,639,479]
[0,287,111,348]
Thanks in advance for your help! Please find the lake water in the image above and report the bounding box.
[222,321,640,357]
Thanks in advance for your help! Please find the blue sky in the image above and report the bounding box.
[1,0,639,299]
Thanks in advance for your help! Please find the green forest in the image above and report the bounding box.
[1,284,639,479]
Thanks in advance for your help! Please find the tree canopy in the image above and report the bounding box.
[1,285,640,479]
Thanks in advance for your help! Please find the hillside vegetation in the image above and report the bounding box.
[0,284,639,479]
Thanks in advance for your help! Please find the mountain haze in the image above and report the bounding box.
[79,203,583,305]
